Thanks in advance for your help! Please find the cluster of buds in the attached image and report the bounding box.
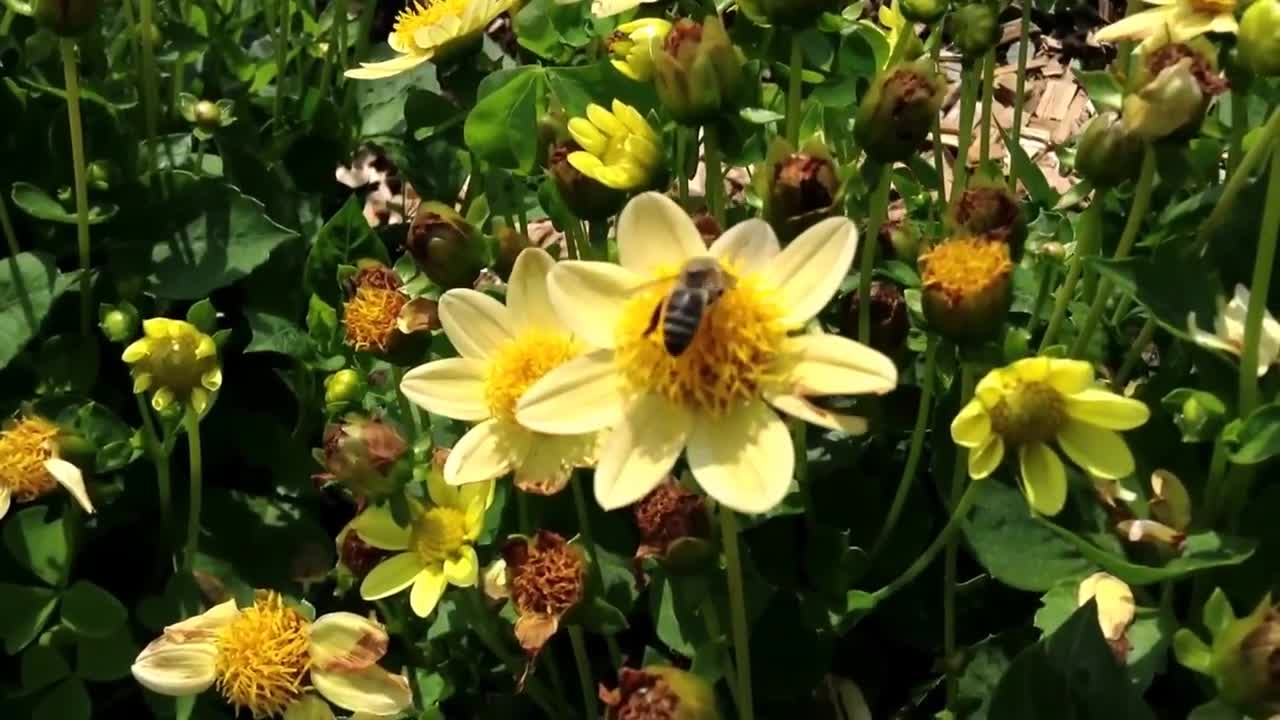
[632,479,712,576]
[855,59,945,165]
[340,262,437,361]
[405,204,487,290]
[599,666,720,720]
[918,235,1014,343]
[653,16,745,126]
[312,415,409,500]
[758,138,844,243]
[1177,589,1280,718]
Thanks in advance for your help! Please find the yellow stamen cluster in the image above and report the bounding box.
[615,267,786,416]
[344,286,408,353]
[410,506,468,564]
[484,329,579,421]
[919,236,1013,303]
[214,593,311,719]
[988,381,1067,446]
[392,0,472,47]
[0,416,59,502]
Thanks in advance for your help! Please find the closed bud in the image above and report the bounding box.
[653,16,746,126]
[99,302,139,343]
[194,100,222,132]
[1240,0,1280,77]
[843,280,909,358]
[919,235,1013,342]
[855,59,945,165]
[1123,39,1226,141]
[35,0,99,36]
[1039,241,1065,259]
[878,217,920,263]
[494,227,532,282]
[760,139,843,243]
[1178,592,1280,718]
[949,178,1026,258]
[313,416,407,499]
[405,202,486,290]
[608,18,673,81]
[1076,113,1145,188]
[902,0,950,23]
[549,141,626,221]
[947,0,1001,61]
[87,160,113,192]
[323,369,365,414]
[601,666,721,720]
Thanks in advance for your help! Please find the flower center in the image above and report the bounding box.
[988,380,1066,446]
[0,417,59,502]
[614,264,787,416]
[344,286,407,353]
[410,506,468,565]
[919,236,1013,304]
[484,329,579,421]
[214,593,311,720]
[1187,0,1234,14]
[392,0,473,48]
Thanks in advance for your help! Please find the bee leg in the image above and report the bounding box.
[643,301,663,337]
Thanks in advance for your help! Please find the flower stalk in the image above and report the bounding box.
[859,168,893,344]
[1198,109,1280,248]
[786,36,804,145]
[1238,141,1280,414]
[950,64,980,210]
[943,363,975,710]
[979,50,995,165]
[1113,317,1157,390]
[1040,197,1102,350]
[183,405,204,582]
[1009,3,1031,191]
[136,393,173,557]
[571,475,623,668]
[704,124,725,224]
[721,508,754,720]
[59,39,93,338]
[872,479,981,602]
[138,0,160,173]
[568,626,597,717]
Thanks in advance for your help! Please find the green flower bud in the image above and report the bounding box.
[1240,0,1280,77]
[99,302,139,343]
[1075,112,1145,188]
[855,59,945,165]
[843,280,909,358]
[194,100,222,133]
[949,177,1026,258]
[738,0,836,28]
[324,369,364,414]
[1123,39,1226,141]
[602,666,721,720]
[549,141,627,221]
[902,0,950,23]
[919,235,1013,342]
[759,138,843,243]
[947,0,1001,61]
[1178,591,1280,718]
[35,0,99,36]
[653,16,746,126]
[87,160,113,192]
[405,202,487,290]
[1039,241,1065,259]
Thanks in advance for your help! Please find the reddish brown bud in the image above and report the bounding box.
[843,280,910,357]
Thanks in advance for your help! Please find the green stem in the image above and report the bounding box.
[1029,264,1057,335]
[390,365,424,439]
[0,193,18,257]
[1110,295,1134,326]
[320,0,348,92]
[869,336,939,563]
[1112,317,1156,391]
[59,40,93,338]
[1201,437,1231,527]
[274,0,291,122]
[571,474,623,669]
[1039,198,1102,351]
[950,64,980,211]
[792,419,814,530]
[1069,144,1157,357]
[1238,140,1280,414]
[463,590,566,718]
[1197,109,1280,249]
[677,128,690,207]
[943,363,975,710]
[138,0,160,176]
[785,35,804,145]
[872,480,981,603]
[1009,2,1031,191]
[194,138,206,175]
[978,50,995,166]
[182,406,204,576]
[567,626,597,718]
[700,597,740,703]
[588,221,608,263]
[1229,86,1249,176]
[704,124,725,225]
[859,167,892,344]
[0,8,13,34]
[136,394,172,533]
[720,509,754,720]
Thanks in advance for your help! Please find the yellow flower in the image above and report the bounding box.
[0,414,93,520]
[122,318,222,415]
[567,100,661,191]
[399,248,598,494]
[131,592,412,719]
[515,192,898,514]
[608,18,672,81]
[353,472,494,617]
[345,0,515,80]
[1094,0,1237,43]
[951,357,1151,516]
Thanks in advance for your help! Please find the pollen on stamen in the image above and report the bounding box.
[0,416,60,502]
[484,329,579,421]
[213,592,312,720]
[392,0,475,46]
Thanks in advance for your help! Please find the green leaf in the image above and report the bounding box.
[1223,402,1280,464]
[20,645,70,692]
[1039,523,1255,586]
[2,506,71,587]
[305,197,389,305]
[464,67,545,172]
[1188,700,1247,720]
[75,626,139,682]
[355,61,438,137]
[999,125,1056,206]
[146,172,300,299]
[244,310,316,359]
[33,678,91,720]
[1088,248,1218,340]
[1173,628,1213,674]
[185,298,218,334]
[60,580,128,638]
[739,107,786,124]
[306,294,341,352]
[10,182,118,225]
[0,252,77,371]
[963,480,1094,592]
[1073,70,1124,112]
[1202,587,1237,637]
[649,571,710,657]
[0,584,59,654]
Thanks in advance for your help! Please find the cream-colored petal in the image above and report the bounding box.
[439,289,517,361]
[312,665,414,716]
[1018,442,1068,516]
[45,458,93,514]
[131,638,218,696]
[783,334,898,397]
[513,434,587,495]
[160,599,240,643]
[547,261,640,349]
[506,248,565,332]
[443,546,479,587]
[951,400,992,448]
[1056,419,1136,480]
[310,613,389,672]
[351,505,411,551]
[344,53,432,80]
[969,435,1004,479]
[767,393,868,434]
[1093,6,1171,42]
[359,554,424,601]
[516,349,629,434]
[409,568,448,618]
[709,219,781,274]
[1077,572,1135,642]
[616,192,706,276]
[399,358,489,422]
[444,419,526,485]
[764,216,858,327]
[1064,389,1151,430]
[594,394,690,510]
[688,400,794,514]
[0,487,10,521]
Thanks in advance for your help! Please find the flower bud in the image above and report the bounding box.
[843,280,910,358]
[1240,0,1280,77]
[633,479,713,575]
[902,0,949,23]
[653,16,746,126]
[87,160,114,192]
[919,235,1013,343]
[878,218,920,262]
[550,141,627,221]
[760,139,843,243]
[194,101,222,133]
[947,0,1001,61]
[405,202,486,290]
[949,179,1026,258]
[855,59,945,165]
[99,302,139,343]
[122,318,222,416]
[1075,113,1145,188]
[1178,592,1280,717]
[313,416,407,499]
[324,369,365,414]
[35,0,99,36]
[601,666,721,720]
[738,0,836,28]
[494,226,532,283]
[1123,40,1226,141]
[1039,241,1065,260]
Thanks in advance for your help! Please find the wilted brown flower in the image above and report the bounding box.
[313,416,408,499]
[600,666,720,720]
[502,531,586,655]
[633,479,711,575]
[341,263,437,356]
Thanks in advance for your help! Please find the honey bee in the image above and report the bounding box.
[642,257,737,357]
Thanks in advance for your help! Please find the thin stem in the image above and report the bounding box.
[785,35,804,145]
[1198,109,1280,249]
[1112,317,1156,391]
[1,8,13,34]
[703,124,725,225]
[0,193,19,257]
[1009,2,1031,191]
[1201,437,1231,527]
[1029,264,1057,335]
[978,50,995,166]
[389,366,424,439]
[950,64,980,210]
[677,128,690,207]
[1040,198,1102,351]
[1110,295,1134,326]
[700,596,740,703]
[1229,87,1249,176]
[928,39,947,210]
[571,475,623,669]
[943,363,975,710]
[567,626,597,718]
[183,406,204,576]
[138,0,160,175]
[872,480,981,603]
[720,509,754,720]
[792,419,815,530]
[463,590,566,718]
[1238,140,1280,414]
[1070,144,1157,357]
[194,138,206,174]
[136,394,172,533]
[274,0,292,122]
[859,167,892,344]
[59,40,93,338]
[320,0,348,91]
[869,336,940,562]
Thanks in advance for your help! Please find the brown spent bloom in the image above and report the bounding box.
[919,235,1014,341]
[338,524,392,580]
[633,479,710,574]
[1148,43,1228,97]
[663,18,702,58]
[343,265,408,354]
[314,416,407,498]
[602,668,682,720]
[953,185,1023,250]
[843,280,909,357]
[503,531,585,655]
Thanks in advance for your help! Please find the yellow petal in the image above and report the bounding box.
[142,317,174,338]
[783,334,899,397]
[568,118,608,156]
[443,419,525,485]
[312,664,413,716]
[709,219,781,274]
[409,568,448,617]
[1018,442,1068,516]
[767,393,868,435]
[444,546,479,587]
[506,247,564,332]
[516,349,629,434]
[547,261,639,349]
[360,553,424,601]
[1009,357,1051,382]
[45,458,93,514]
[151,387,174,413]
[974,367,1010,407]
[131,638,218,697]
[1064,389,1151,430]
[200,368,222,392]
[1077,572,1135,641]
[195,336,217,360]
[439,289,518,362]
[591,0,648,18]
[122,338,149,363]
[351,505,411,551]
[764,216,858,327]
[616,192,706,276]
[309,613,389,671]
[567,150,607,177]
[586,103,626,136]
[1056,418,1136,480]
[1093,6,1172,42]
[1044,359,1094,394]
[594,394,690,510]
[611,58,642,80]
[969,435,1004,479]
[189,388,210,416]
[427,468,460,508]
[688,400,793,514]
[951,400,992,448]
[132,372,152,393]
[400,358,490,422]
[612,100,654,139]
[344,53,432,80]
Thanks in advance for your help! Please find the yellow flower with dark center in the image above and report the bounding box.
[131,592,412,719]
[608,18,672,81]
[345,0,515,80]
[951,357,1151,516]
[1095,0,1237,42]
[567,100,661,191]
[123,318,222,415]
[0,414,93,520]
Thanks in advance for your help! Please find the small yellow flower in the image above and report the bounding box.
[951,357,1151,516]
[131,592,412,719]
[608,18,672,81]
[122,318,222,415]
[515,193,898,514]
[0,414,93,520]
[1094,0,1237,43]
[345,0,515,80]
[567,100,661,191]
[354,471,494,618]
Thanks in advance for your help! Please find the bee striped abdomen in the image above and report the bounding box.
[662,290,706,356]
